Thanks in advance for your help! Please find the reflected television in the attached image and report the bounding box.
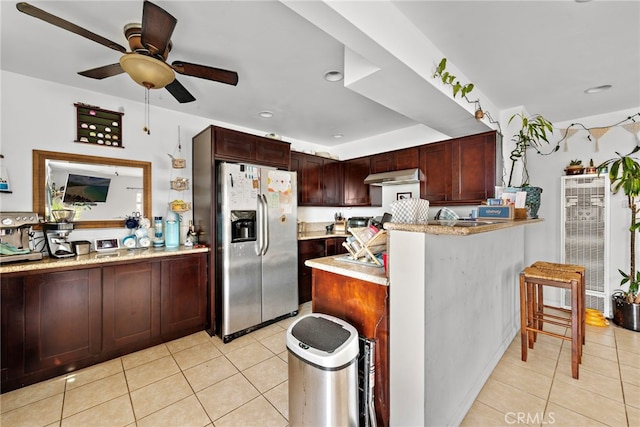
[63,174,111,204]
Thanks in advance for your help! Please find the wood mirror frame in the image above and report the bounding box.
[33,150,152,229]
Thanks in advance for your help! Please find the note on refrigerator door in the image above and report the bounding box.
[267,170,293,214]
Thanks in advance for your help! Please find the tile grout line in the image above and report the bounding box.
[541,332,564,424]
[613,329,631,427]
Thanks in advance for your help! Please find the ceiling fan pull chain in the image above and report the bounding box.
[143,88,151,135]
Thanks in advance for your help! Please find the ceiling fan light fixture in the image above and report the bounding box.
[119,53,175,89]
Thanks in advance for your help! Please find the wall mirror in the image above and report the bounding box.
[33,150,152,229]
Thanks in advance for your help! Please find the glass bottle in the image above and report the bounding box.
[153,216,164,247]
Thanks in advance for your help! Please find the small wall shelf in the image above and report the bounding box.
[75,103,124,148]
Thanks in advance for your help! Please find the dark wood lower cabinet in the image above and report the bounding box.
[312,269,389,427]
[297,237,347,304]
[24,269,102,373]
[0,252,207,393]
[102,262,161,351]
[160,254,208,339]
[298,239,326,304]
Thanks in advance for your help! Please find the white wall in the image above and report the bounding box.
[3,71,638,286]
[525,107,640,299]
[0,72,209,243]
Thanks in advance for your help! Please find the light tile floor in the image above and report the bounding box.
[1,302,639,427]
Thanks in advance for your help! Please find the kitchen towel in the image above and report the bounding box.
[390,198,429,223]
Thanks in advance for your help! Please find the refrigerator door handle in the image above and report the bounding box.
[256,196,264,256]
[261,194,270,255]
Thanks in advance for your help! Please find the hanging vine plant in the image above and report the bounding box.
[433,58,475,99]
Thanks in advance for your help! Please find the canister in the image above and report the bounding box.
[165,219,180,248]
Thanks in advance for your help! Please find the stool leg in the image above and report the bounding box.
[527,281,536,349]
[579,274,585,361]
[535,283,544,341]
[519,272,528,362]
[571,279,580,379]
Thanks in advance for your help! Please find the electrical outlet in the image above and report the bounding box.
[621,199,629,208]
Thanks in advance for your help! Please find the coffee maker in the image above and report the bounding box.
[43,209,76,258]
[0,212,43,263]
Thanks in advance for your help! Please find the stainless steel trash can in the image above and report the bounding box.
[287,313,359,427]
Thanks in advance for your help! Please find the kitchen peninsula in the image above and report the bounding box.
[305,254,389,427]
[305,219,541,427]
[386,219,542,426]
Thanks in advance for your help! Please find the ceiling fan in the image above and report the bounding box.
[16,1,239,103]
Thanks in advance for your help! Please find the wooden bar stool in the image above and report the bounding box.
[531,261,586,348]
[520,266,584,379]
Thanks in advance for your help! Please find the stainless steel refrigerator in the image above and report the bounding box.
[217,162,298,342]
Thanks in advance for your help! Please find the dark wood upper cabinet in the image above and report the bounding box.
[420,131,497,206]
[291,152,323,205]
[290,130,495,208]
[343,157,372,206]
[451,132,496,202]
[199,126,290,169]
[214,127,256,162]
[256,137,291,168]
[290,152,342,206]
[395,147,420,170]
[322,159,343,206]
[420,141,452,203]
[370,153,394,174]
[371,147,419,173]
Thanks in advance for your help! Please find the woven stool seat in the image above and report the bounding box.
[531,261,586,346]
[520,264,585,379]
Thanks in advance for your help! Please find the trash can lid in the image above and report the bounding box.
[286,313,358,368]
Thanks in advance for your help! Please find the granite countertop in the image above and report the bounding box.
[297,231,350,241]
[0,245,210,274]
[305,254,388,286]
[384,218,543,235]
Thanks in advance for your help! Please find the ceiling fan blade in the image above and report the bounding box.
[165,79,196,103]
[78,63,125,80]
[16,2,126,53]
[140,1,177,57]
[171,61,239,86]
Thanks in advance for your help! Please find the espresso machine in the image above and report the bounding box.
[43,209,76,258]
[0,212,43,263]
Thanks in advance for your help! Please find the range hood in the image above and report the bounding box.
[364,168,422,186]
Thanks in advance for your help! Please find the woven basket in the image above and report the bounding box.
[171,158,186,168]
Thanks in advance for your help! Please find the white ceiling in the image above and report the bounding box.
[2,1,639,147]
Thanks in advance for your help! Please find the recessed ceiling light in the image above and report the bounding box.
[324,70,344,82]
[584,85,612,94]
[333,133,344,139]
[574,0,592,3]
[259,111,274,118]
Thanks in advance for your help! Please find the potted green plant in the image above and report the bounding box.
[564,159,584,175]
[506,112,555,218]
[598,147,640,331]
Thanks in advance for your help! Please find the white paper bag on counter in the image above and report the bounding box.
[390,198,429,223]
